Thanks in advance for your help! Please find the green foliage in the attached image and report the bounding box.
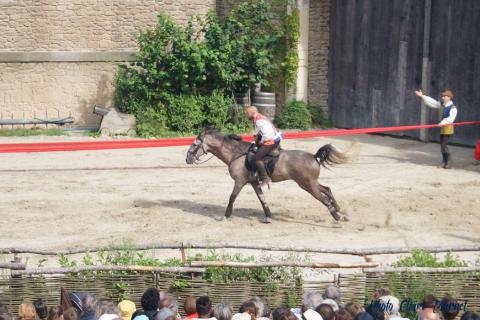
[198,250,302,286]
[308,105,332,128]
[0,128,66,137]
[113,2,281,136]
[385,250,467,320]
[386,272,437,320]
[275,100,312,130]
[58,253,77,268]
[284,7,300,87]
[393,250,467,268]
[165,94,205,133]
[222,1,282,91]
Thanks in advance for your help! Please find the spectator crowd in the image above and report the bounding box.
[0,286,477,320]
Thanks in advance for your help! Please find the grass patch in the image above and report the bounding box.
[0,128,66,137]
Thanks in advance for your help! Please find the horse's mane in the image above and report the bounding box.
[226,134,242,141]
[203,128,243,142]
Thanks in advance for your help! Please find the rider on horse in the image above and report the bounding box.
[245,106,283,188]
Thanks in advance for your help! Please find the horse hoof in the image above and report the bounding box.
[340,214,350,222]
[262,217,272,224]
[329,209,342,221]
[216,216,230,222]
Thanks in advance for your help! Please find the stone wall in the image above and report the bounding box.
[0,0,331,128]
[308,0,330,111]
[0,0,215,128]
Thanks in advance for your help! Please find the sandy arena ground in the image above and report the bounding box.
[0,134,479,260]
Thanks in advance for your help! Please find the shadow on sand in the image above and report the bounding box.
[133,199,343,229]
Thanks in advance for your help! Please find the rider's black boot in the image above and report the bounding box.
[255,160,270,188]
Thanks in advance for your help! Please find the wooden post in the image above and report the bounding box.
[295,0,310,103]
[180,243,186,264]
[420,0,432,141]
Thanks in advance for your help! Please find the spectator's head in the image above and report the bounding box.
[438,295,460,320]
[304,291,324,310]
[315,304,335,320]
[196,296,212,319]
[0,302,8,314]
[422,294,438,309]
[47,306,63,320]
[335,309,352,320]
[280,310,298,320]
[323,286,341,306]
[117,300,136,320]
[344,303,362,318]
[0,303,12,320]
[141,289,160,312]
[378,295,400,317]
[232,314,251,320]
[95,301,120,320]
[184,296,197,316]
[214,303,233,320]
[303,309,323,320]
[365,302,384,320]
[161,295,178,315]
[34,299,48,320]
[322,300,339,313]
[63,308,79,320]
[82,295,97,313]
[354,312,373,320]
[372,289,391,300]
[248,297,265,318]
[239,301,258,320]
[19,302,38,320]
[154,308,173,320]
[262,304,270,319]
[272,306,290,320]
[461,312,480,320]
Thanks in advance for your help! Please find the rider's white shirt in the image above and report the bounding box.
[255,118,277,143]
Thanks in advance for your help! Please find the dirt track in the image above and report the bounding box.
[0,134,479,253]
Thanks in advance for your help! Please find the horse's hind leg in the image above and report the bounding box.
[298,181,342,221]
[251,182,272,223]
[318,183,341,212]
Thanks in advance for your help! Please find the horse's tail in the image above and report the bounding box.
[315,144,351,168]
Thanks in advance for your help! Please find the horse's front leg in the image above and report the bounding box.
[224,180,247,219]
[251,182,272,223]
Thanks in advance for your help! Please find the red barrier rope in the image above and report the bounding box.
[0,121,479,154]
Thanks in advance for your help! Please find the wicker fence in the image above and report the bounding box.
[1,270,479,315]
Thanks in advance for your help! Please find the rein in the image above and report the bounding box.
[193,135,249,166]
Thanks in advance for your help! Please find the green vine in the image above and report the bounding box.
[284,6,300,87]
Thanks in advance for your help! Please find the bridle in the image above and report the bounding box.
[189,133,250,165]
[188,135,223,165]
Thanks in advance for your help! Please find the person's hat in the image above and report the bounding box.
[441,90,454,98]
[232,313,252,320]
[118,300,136,320]
[303,309,323,320]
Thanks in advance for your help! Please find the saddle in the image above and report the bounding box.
[245,144,281,177]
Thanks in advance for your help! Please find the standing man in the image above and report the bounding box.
[415,89,458,169]
[245,106,283,187]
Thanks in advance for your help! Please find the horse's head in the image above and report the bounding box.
[186,128,215,164]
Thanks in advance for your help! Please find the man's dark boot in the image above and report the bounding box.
[438,152,448,168]
[255,160,270,188]
[444,153,452,169]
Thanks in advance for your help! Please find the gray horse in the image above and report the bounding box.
[186,128,350,223]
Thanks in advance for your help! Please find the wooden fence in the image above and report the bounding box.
[1,269,479,316]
